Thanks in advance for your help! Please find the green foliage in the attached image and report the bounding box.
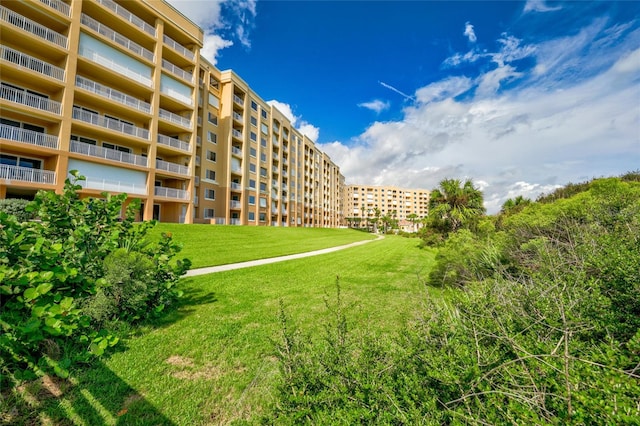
[0,199,34,223]
[0,172,190,384]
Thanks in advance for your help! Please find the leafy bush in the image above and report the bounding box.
[0,199,33,223]
[0,172,190,384]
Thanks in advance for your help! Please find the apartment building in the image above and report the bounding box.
[344,185,430,231]
[0,0,344,227]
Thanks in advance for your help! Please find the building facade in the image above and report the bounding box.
[0,0,345,227]
[344,185,430,231]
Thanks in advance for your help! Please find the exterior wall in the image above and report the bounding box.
[344,185,430,231]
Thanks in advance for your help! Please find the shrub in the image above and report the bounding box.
[0,199,33,223]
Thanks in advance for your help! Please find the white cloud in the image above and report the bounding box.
[524,0,562,13]
[464,22,477,43]
[321,19,640,213]
[268,100,321,141]
[358,99,391,113]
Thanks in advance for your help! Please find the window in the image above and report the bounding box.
[251,100,258,111]
[273,121,280,132]
[259,197,267,207]
[261,123,268,134]
[259,182,267,192]
[209,77,219,90]
[206,150,216,162]
[105,114,133,126]
[204,208,215,218]
[208,93,219,108]
[71,135,97,145]
[205,189,215,200]
[249,163,256,173]
[272,134,278,144]
[102,142,131,153]
[250,116,257,126]
[205,169,216,181]
[260,138,267,148]
[250,131,257,142]
[208,112,218,125]
[260,153,267,162]
[261,110,267,119]
[260,167,267,177]
[259,213,266,222]
[249,147,257,157]
[248,195,256,205]
[0,154,42,169]
[248,212,255,221]
[249,179,256,189]
[208,131,217,143]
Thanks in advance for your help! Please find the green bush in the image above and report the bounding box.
[0,199,33,223]
[0,172,190,384]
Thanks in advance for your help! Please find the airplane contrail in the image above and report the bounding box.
[379,81,415,100]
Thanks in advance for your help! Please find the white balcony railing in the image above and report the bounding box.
[163,34,194,61]
[70,140,148,167]
[0,84,61,115]
[212,217,226,225]
[96,0,155,36]
[230,182,242,191]
[230,218,242,225]
[157,134,191,152]
[38,0,71,17]
[81,14,154,62]
[231,146,242,157]
[232,129,242,140]
[0,164,55,184]
[230,200,241,209]
[159,108,192,128]
[0,45,65,81]
[154,186,189,200]
[233,94,243,106]
[72,107,149,139]
[233,111,243,122]
[160,87,192,105]
[1,6,68,48]
[78,45,152,87]
[78,176,146,195]
[162,59,193,83]
[231,167,242,175]
[0,124,59,149]
[75,76,151,113]
[155,159,190,176]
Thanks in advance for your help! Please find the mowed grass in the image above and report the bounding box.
[150,224,376,268]
[34,235,437,425]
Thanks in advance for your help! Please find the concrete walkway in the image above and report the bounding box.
[185,235,384,277]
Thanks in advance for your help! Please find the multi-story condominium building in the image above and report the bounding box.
[344,185,430,231]
[0,0,344,227]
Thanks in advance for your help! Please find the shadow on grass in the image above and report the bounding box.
[3,362,175,425]
[151,277,219,329]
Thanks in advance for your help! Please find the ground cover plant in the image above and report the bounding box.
[149,223,375,268]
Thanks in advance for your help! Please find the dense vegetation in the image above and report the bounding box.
[268,174,640,424]
[0,172,190,386]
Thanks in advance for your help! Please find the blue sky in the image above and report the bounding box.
[168,0,640,212]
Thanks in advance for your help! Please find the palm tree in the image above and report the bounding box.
[501,195,531,215]
[407,213,419,233]
[428,178,485,234]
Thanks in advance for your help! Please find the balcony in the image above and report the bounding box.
[233,111,243,122]
[78,176,146,195]
[1,6,68,49]
[72,107,149,139]
[233,94,243,106]
[231,167,242,175]
[230,182,242,191]
[39,0,71,17]
[0,124,59,149]
[0,45,65,81]
[0,164,55,184]
[1,84,61,115]
[157,134,191,152]
[154,186,189,200]
[78,45,152,87]
[231,146,242,157]
[96,0,155,36]
[70,140,148,167]
[155,159,190,176]
[230,200,241,209]
[159,108,192,128]
[81,14,154,62]
[160,87,192,105]
[75,76,151,113]
[163,34,194,61]
[232,129,243,140]
[162,59,193,83]
[272,166,279,173]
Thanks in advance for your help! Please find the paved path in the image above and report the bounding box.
[185,235,384,277]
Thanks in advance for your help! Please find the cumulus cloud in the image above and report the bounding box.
[321,18,640,213]
[358,99,391,113]
[524,0,562,13]
[464,22,477,43]
[167,0,256,65]
[268,100,321,141]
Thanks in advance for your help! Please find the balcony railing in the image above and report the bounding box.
[155,159,189,176]
[233,111,243,122]
[0,45,65,81]
[0,84,61,115]
[233,95,243,106]
[160,87,192,105]
[0,124,58,149]
[231,167,242,175]
[162,59,193,83]
[163,34,194,61]
[159,108,192,128]
[78,45,152,87]
[231,146,242,157]
[230,218,241,225]
[78,176,146,195]
[0,164,55,184]
[1,6,68,48]
[154,186,189,200]
[232,129,242,140]
[75,75,151,113]
[230,182,242,191]
[96,0,155,36]
[81,14,153,62]
[157,134,191,152]
[70,140,148,167]
[38,0,71,17]
[72,107,149,139]
[230,200,241,209]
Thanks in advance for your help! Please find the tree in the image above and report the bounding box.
[370,207,381,233]
[407,213,419,233]
[427,178,485,235]
[500,195,531,215]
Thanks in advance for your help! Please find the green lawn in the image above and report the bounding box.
[150,224,376,268]
[29,234,437,425]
